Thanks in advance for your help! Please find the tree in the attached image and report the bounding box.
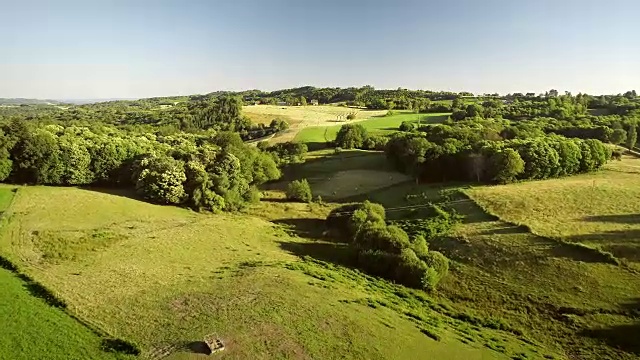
[335,124,367,149]
[134,155,187,205]
[489,148,524,184]
[627,124,638,150]
[610,128,627,145]
[269,118,289,132]
[286,179,312,202]
[299,96,307,106]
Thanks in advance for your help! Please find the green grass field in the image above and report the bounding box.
[354,157,640,359]
[294,112,449,144]
[3,152,639,359]
[0,185,523,359]
[0,186,129,360]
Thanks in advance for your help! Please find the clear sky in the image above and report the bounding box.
[1,0,638,99]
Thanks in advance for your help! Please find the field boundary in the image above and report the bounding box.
[0,187,141,356]
[461,190,622,267]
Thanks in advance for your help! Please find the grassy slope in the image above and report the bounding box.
[294,112,449,144]
[466,157,640,265]
[0,186,507,360]
[0,268,128,360]
[0,186,127,360]
[358,158,640,359]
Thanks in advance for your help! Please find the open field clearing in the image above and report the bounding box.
[0,186,523,359]
[294,112,449,146]
[243,105,388,143]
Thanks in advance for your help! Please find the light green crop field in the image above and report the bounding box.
[294,112,449,144]
[0,185,532,359]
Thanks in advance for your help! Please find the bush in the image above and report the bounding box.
[422,251,449,289]
[346,113,356,120]
[326,201,386,240]
[286,179,312,202]
[362,135,388,150]
[353,224,411,254]
[399,121,415,132]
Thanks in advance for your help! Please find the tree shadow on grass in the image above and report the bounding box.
[273,218,328,240]
[564,230,640,263]
[278,240,355,269]
[79,186,143,202]
[580,298,640,355]
[583,214,640,224]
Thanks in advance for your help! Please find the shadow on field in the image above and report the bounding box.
[306,142,331,151]
[565,229,640,262]
[583,214,640,224]
[273,218,327,240]
[580,298,640,355]
[80,186,143,202]
[279,240,355,269]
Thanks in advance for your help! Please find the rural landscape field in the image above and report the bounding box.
[1,84,639,360]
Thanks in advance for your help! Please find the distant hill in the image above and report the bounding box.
[0,98,63,105]
[61,98,138,105]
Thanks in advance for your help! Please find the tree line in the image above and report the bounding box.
[0,119,289,211]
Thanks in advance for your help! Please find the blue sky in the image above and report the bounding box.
[1,0,638,99]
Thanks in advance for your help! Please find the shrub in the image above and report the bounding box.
[353,224,411,254]
[395,248,430,288]
[362,135,388,150]
[326,201,386,239]
[346,113,356,120]
[286,179,312,202]
[399,121,415,132]
[422,251,449,289]
[612,149,623,160]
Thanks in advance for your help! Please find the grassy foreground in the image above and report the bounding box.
[0,186,129,360]
[0,186,518,359]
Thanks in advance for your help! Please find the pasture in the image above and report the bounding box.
[0,186,127,360]
[466,156,640,266]
[0,186,518,359]
[353,156,640,359]
[294,112,449,145]
[243,104,388,143]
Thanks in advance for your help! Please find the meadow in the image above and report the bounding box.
[294,111,449,145]
[0,185,523,359]
[0,187,129,360]
[352,154,640,359]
